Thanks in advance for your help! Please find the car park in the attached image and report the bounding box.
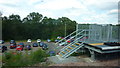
[18,43,24,47]
[2,46,7,53]
[24,45,31,50]
[16,46,23,51]
[39,42,45,47]
[10,44,17,49]
[0,40,4,44]
[27,39,31,43]
[10,40,16,49]
[49,51,55,56]
[10,40,16,45]
[42,44,48,50]
[47,39,51,42]
[37,39,41,43]
[33,43,38,47]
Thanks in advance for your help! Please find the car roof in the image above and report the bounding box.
[43,44,47,46]
[19,43,24,44]
[33,43,38,44]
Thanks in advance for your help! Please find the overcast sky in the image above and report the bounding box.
[0,0,119,24]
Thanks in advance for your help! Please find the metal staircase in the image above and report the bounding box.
[56,30,86,58]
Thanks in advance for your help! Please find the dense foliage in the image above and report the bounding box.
[2,49,49,66]
[2,12,76,40]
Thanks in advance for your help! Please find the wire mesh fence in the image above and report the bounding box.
[77,24,119,42]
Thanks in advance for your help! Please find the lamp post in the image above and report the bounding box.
[76,23,78,39]
[65,22,66,37]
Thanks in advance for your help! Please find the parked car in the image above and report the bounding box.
[0,40,4,44]
[16,46,23,51]
[39,42,45,47]
[55,39,60,43]
[42,44,48,50]
[49,51,55,56]
[33,43,38,47]
[27,39,31,43]
[47,39,51,42]
[2,46,7,53]
[24,45,31,50]
[37,39,41,43]
[18,43,24,47]
[59,42,67,46]
[10,40,16,45]
[10,44,17,49]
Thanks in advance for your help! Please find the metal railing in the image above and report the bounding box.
[55,29,83,45]
[54,30,85,51]
[60,34,85,51]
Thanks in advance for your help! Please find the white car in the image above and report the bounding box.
[47,39,51,42]
[59,42,67,46]
[37,39,41,43]
[27,39,31,43]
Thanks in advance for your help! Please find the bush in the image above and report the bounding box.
[30,49,49,63]
[50,38,55,42]
[3,49,49,66]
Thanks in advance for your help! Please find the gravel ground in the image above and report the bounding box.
[49,56,120,66]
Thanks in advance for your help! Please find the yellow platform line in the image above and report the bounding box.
[62,51,65,54]
[68,47,73,49]
[72,45,76,47]
[76,43,80,45]
[89,43,103,46]
[65,49,70,52]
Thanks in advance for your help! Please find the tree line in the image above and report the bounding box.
[2,12,76,41]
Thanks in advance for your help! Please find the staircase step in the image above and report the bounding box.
[61,51,66,54]
[68,47,73,49]
[65,49,70,52]
[71,45,77,47]
[67,48,72,51]
[76,43,80,45]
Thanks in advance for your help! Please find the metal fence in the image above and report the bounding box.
[77,24,119,42]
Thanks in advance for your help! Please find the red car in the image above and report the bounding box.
[16,46,23,51]
[10,44,16,49]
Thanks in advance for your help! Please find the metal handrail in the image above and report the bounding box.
[64,30,85,43]
[61,34,85,51]
[55,30,85,50]
[55,29,82,45]
[62,34,87,58]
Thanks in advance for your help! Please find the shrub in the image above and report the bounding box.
[50,38,55,42]
[30,49,49,63]
[3,49,49,66]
